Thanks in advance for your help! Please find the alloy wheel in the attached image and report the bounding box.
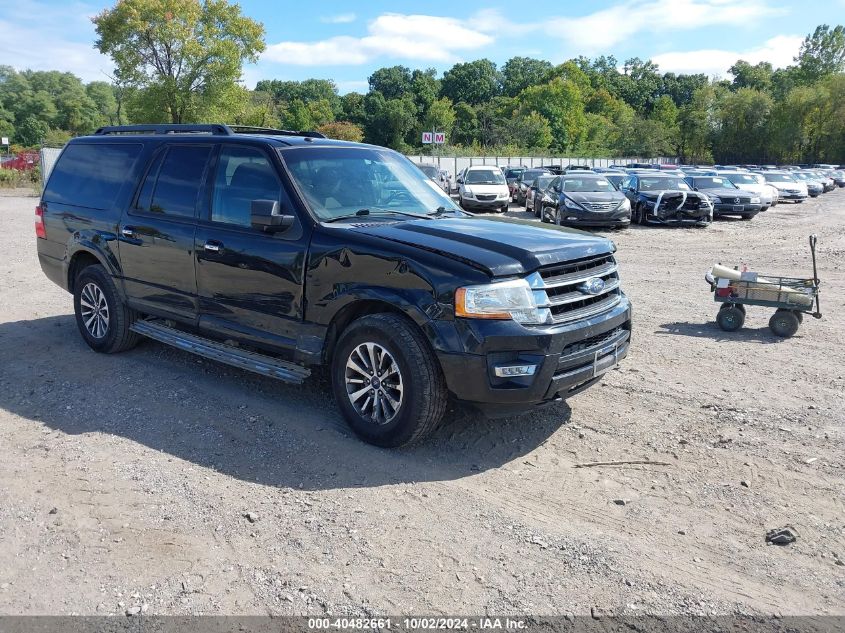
[80,282,110,339]
[344,342,404,425]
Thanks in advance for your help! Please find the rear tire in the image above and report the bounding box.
[716,305,745,332]
[332,313,447,447]
[769,309,800,338]
[73,264,140,353]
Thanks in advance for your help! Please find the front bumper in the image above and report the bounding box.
[433,295,632,414]
[778,191,807,201]
[644,206,711,224]
[460,197,508,210]
[558,207,631,227]
[713,202,762,217]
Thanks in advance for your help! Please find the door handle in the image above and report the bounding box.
[120,226,136,238]
[204,240,223,252]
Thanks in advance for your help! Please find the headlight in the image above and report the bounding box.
[455,277,550,324]
[710,196,721,204]
[751,197,760,204]
[497,192,509,200]
[617,198,631,211]
[564,198,582,210]
[463,188,474,197]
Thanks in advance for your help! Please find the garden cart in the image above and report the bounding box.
[705,235,822,338]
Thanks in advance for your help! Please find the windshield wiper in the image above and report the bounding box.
[323,208,432,223]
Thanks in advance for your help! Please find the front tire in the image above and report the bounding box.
[332,313,447,447]
[73,264,140,353]
[769,309,800,338]
[716,305,745,332]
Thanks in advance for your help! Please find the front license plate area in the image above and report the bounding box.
[592,343,620,378]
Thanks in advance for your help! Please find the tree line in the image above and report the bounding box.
[0,0,842,164]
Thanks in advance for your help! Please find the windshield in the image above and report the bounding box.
[562,177,616,192]
[417,164,438,178]
[465,169,506,184]
[764,173,796,183]
[604,174,625,187]
[519,170,547,181]
[639,177,691,191]
[533,175,556,189]
[694,177,736,189]
[504,168,524,179]
[282,147,460,221]
[725,173,761,185]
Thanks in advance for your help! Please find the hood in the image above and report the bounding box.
[339,216,614,277]
[640,189,702,199]
[463,183,508,195]
[564,191,625,204]
[699,187,750,198]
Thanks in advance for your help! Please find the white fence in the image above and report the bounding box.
[39,146,63,187]
[39,144,676,184]
[407,155,676,176]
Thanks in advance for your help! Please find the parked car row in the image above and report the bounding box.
[434,162,843,230]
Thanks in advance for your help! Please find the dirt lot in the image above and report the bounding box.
[0,189,843,617]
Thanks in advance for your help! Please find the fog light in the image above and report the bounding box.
[494,364,537,377]
[566,216,578,221]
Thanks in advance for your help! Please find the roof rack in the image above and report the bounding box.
[94,124,234,136]
[227,125,326,139]
[93,124,327,140]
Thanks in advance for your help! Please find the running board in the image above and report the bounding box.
[130,320,311,384]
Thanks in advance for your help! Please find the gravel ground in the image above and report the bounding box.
[0,189,843,617]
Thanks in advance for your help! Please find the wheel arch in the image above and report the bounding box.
[322,296,431,365]
[67,249,105,294]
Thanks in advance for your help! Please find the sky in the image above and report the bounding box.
[0,0,841,92]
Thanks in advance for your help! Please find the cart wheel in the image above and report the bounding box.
[716,305,745,332]
[769,309,800,338]
[720,303,746,315]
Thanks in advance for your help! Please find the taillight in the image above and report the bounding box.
[35,205,46,239]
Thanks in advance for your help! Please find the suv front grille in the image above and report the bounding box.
[536,254,622,323]
[585,202,614,211]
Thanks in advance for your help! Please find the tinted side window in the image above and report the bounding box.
[211,146,284,227]
[140,145,211,217]
[43,143,142,210]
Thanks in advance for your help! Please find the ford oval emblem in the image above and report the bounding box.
[578,277,606,295]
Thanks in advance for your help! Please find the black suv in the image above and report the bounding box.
[36,124,632,447]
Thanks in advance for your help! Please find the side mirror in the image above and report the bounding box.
[456,178,463,184]
[251,200,294,233]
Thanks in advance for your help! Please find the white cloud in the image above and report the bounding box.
[491,0,787,56]
[320,13,356,24]
[0,16,113,82]
[263,13,494,66]
[650,35,803,77]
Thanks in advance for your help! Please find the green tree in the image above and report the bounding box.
[678,87,715,164]
[86,81,120,126]
[93,0,265,123]
[340,92,366,126]
[501,57,552,97]
[16,115,48,146]
[363,92,416,149]
[795,24,845,83]
[422,97,456,138]
[367,66,412,100]
[451,102,478,146]
[713,88,773,162]
[441,59,501,105]
[728,61,773,92]
[517,78,586,151]
[317,120,364,142]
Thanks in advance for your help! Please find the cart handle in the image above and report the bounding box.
[809,234,821,317]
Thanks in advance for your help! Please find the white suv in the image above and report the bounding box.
[457,166,510,213]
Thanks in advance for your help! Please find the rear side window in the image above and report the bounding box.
[43,143,142,210]
[211,145,284,227]
[136,145,212,218]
